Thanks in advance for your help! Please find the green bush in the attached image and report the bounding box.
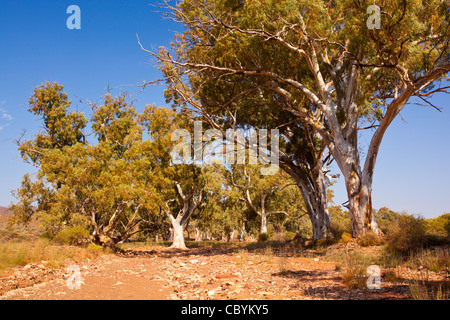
[54,226,90,245]
[329,206,352,240]
[385,214,427,255]
[426,213,450,237]
[375,207,401,234]
[284,231,296,241]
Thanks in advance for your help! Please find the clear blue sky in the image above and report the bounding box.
[0,1,449,218]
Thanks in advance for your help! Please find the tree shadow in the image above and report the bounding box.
[272,269,338,281]
[116,246,241,259]
[272,268,449,300]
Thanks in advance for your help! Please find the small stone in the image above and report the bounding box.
[216,274,238,279]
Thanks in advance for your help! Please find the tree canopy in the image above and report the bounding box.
[147,0,449,237]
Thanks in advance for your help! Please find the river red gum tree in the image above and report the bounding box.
[147,0,449,237]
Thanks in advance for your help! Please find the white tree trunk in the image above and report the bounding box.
[167,183,204,249]
[169,214,187,249]
[345,168,382,237]
[230,229,237,241]
[282,162,332,241]
[194,228,202,241]
[260,210,268,234]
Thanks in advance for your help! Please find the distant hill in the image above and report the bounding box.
[0,207,12,215]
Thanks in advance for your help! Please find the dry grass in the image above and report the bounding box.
[405,247,450,272]
[0,238,106,273]
[408,276,449,300]
[335,251,374,289]
[382,268,400,283]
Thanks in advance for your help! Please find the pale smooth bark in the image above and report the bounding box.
[168,182,204,249]
[281,161,332,241]
[169,214,188,249]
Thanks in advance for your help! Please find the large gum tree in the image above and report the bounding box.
[145,0,449,237]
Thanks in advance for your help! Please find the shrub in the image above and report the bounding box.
[87,243,104,252]
[54,226,90,245]
[426,213,450,237]
[425,234,449,247]
[382,268,399,283]
[337,252,372,289]
[340,232,354,243]
[375,207,401,234]
[358,231,384,247]
[329,206,352,240]
[0,238,104,271]
[385,214,427,255]
[258,232,269,242]
[405,248,450,273]
[409,278,449,300]
[284,231,296,241]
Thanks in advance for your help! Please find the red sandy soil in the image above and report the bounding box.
[2,244,438,300]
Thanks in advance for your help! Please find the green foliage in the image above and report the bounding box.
[340,232,354,243]
[11,84,166,248]
[426,213,450,238]
[329,205,352,240]
[159,0,450,238]
[54,226,90,246]
[283,231,296,241]
[375,207,401,234]
[385,214,428,255]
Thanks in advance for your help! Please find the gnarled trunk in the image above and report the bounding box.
[281,162,332,241]
[345,167,382,237]
[167,183,204,249]
[297,179,331,241]
[169,214,187,249]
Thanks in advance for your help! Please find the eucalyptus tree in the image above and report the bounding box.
[226,163,303,235]
[141,1,336,240]
[139,105,223,249]
[145,0,449,237]
[11,83,161,248]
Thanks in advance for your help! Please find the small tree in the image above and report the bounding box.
[139,105,221,249]
[11,83,162,248]
[227,163,301,235]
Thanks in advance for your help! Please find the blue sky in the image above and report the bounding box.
[0,1,448,218]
